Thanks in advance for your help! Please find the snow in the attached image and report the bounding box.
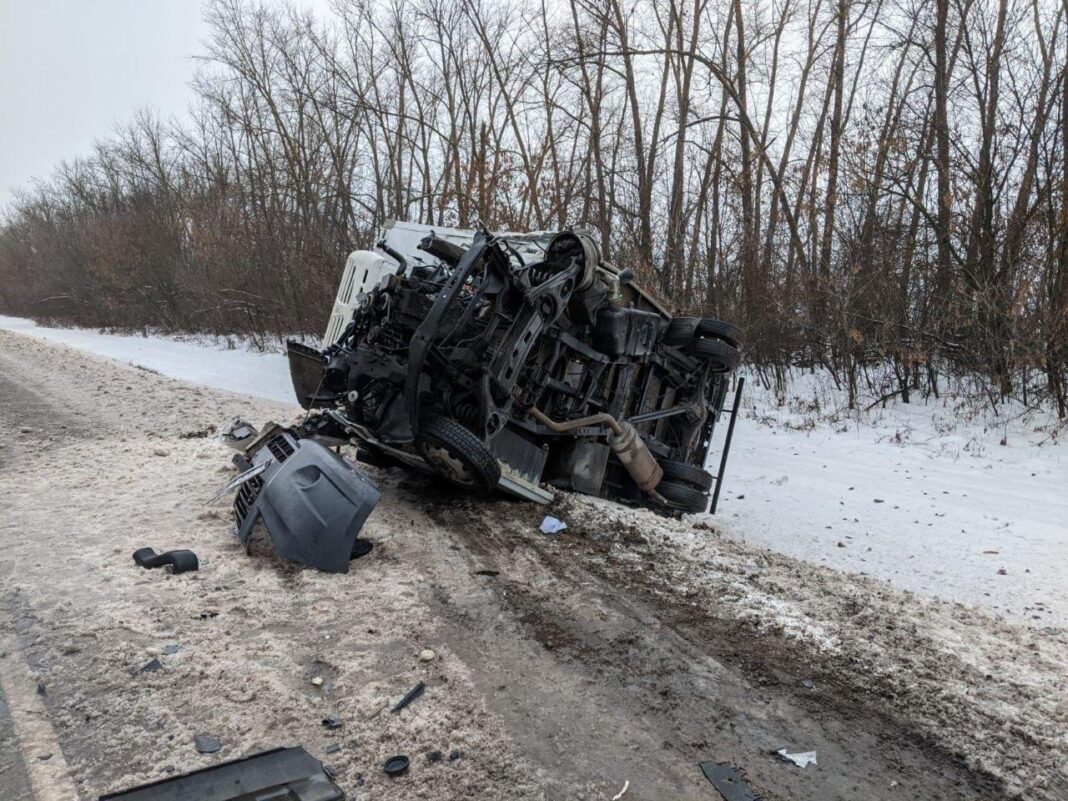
[0,315,294,403]
[2,314,1065,625]
[709,371,1068,625]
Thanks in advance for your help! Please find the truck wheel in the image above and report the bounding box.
[416,415,501,493]
[697,318,742,348]
[659,459,714,492]
[663,317,699,347]
[693,337,741,372]
[656,480,709,514]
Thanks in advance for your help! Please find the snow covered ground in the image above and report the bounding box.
[2,314,1064,625]
[0,315,295,403]
[710,372,1067,626]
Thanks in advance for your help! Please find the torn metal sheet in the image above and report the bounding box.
[207,461,268,505]
[98,746,343,800]
[774,749,818,768]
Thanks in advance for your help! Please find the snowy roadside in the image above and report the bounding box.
[1,326,1066,799]
[0,315,296,403]
[2,315,1065,625]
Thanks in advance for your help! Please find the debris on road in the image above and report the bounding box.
[194,734,222,754]
[219,423,380,572]
[220,418,259,451]
[774,749,818,768]
[391,680,426,713]
[539,515,567,535]
[132,547,199,574]
[99,746,342,800]
[699,762,763,801]
[384,755,410,777]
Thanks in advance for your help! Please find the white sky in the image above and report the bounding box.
[0,0,330,210]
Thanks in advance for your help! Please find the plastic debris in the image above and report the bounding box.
[101,746,342,800]
[140,658,162,674]
[774,749,817,768]
[321,716,343,730]
[195,734,222,754]
[419,649,436,662]
[612,780,630,800]
[391,681,426,713]
[700,762,762,801]
[132,547,199,574]
[383,755,410,777]
[539,516,567,535]
[163,644,181,655]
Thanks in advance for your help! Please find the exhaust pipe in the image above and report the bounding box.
[528,407,663,492]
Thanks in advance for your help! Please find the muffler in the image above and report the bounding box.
[528,407,663,492]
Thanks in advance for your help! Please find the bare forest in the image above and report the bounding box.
[1,0,1066,413]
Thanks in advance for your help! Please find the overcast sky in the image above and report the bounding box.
[0,0,329,209]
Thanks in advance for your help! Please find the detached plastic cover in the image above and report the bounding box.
[98,746,344,800]
[235,431,380,573]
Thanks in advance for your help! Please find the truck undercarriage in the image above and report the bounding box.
[287,220,743,515]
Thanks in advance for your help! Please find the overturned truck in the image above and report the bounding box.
[288,220,743,515]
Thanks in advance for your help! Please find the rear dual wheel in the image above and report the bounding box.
[664,316,743,371]
[659,459,714,492]
[655,479,710,515]
[693,336,741,372]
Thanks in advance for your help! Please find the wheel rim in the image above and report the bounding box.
[420,442,477,487]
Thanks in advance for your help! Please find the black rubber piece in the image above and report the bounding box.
[663,317,699,347]
[391,681,426,714]
[350,539,374,560]
[692,337,742,372]
[383,755,410,777]
[696,318,743,348]
[657,480,710,514]
[415,414,501,492]
[659,459,715,492]
[132,548,199,574]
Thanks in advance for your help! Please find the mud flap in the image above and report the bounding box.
[286,341,331,410]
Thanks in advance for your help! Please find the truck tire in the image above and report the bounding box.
[696,318,742,348]
[693,336,741,372]
[663,317,700,348]
[416,415,501,493]
[656,480,709,514]
[659,459,714,492]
